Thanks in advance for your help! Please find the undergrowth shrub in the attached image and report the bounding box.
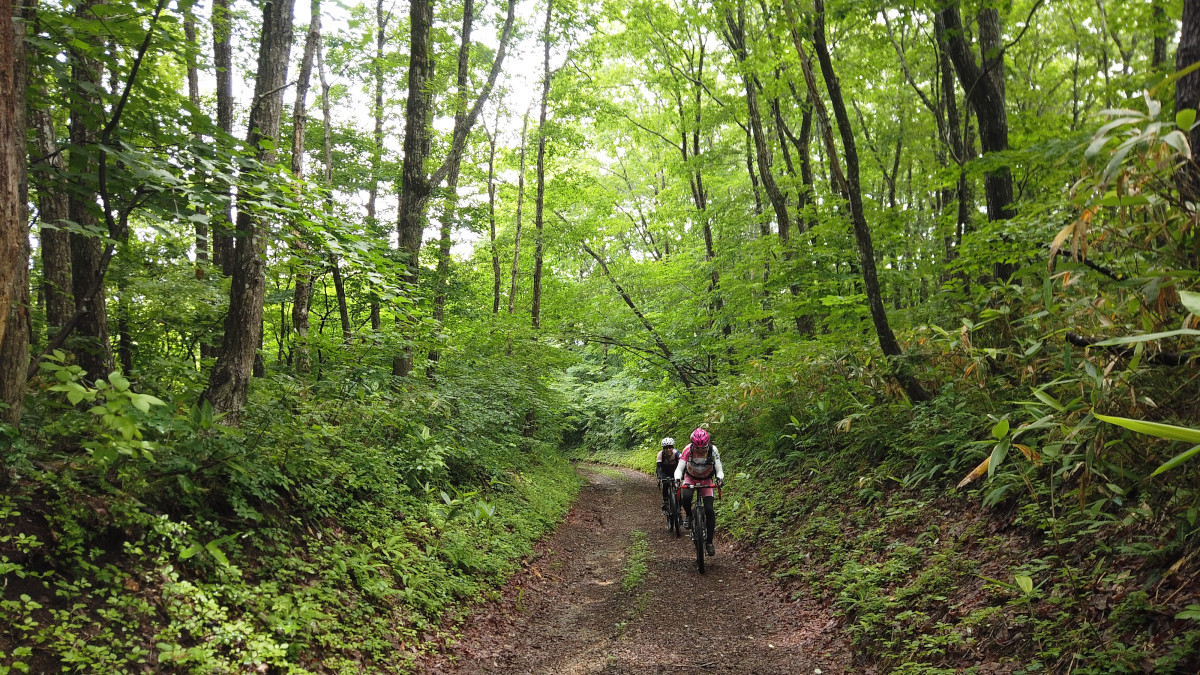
[0,338,581,674]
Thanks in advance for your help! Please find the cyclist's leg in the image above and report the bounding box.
[702,495,715,543]
[661,480,671,508]
[681,486,694,518]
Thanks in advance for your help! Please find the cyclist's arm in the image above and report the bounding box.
[713,447,724,481]
[673,459,684,482]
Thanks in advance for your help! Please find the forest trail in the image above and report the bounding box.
[423,465,852,674]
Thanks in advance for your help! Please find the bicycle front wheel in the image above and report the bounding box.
[669,492,681,537]
[693,508,706,574]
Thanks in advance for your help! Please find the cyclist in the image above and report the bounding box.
[673,427,724,557]
[655,437,681,512]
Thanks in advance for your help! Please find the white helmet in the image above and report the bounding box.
[661,437,675,447]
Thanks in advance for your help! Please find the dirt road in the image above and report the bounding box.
[423,465,850,674]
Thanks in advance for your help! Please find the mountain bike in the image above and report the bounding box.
[677,481,721,574]
[660,478,682,537]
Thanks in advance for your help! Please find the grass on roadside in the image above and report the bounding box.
[621,530,650,591]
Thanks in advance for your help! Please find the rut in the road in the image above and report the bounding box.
[424,465,851,674]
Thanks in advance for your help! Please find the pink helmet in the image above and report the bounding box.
[690,428,710,450]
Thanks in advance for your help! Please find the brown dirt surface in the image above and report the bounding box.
[422,465,851,674]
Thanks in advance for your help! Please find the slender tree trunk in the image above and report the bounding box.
[580,242,691,389]
[429,0,476,375]
[940,3,1015,280]
[289,1,320,373]
[531,0,552,331]
[394,0,516,373]
[211,0,235,275]
[204,0,296,423]
[790,0,930,403]
[68,0,112,381]
[183,12,207,263]
[744,125,774,333]
[935,14,971,263]
[183,12,218,362]
[31,105,73,333]
[508,111,529,315]
[366,0,386,330]
[486,120,501,314]
[116,274,132,374]
[331,257,350,342]
[1,0,31,423]
[725,2,790,242]
[313,34,349,345]
[1152,1,1170,71]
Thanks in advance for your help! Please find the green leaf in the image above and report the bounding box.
[108,371,130,392]
[1092,329,1200,347]
[992,418,1010,440]
[1178,108,1198,130]
[92,445,118,463]
[1015,574,1034,595]
[205,541,229,566]
[1102,139,1137,182]
[117,417,137,441]
[1095,193,1150,207]
[180,543,202,560]
[129,393,165,414]
[1151,444,1200,476]
[1032,389,1065,412]
[1095,414,1200,444]
[1151,61,1200,95]
[1181,290,1200,316]
[988,437,1011,478]
[1176,604,1200,620]
[1162,129,1190,154]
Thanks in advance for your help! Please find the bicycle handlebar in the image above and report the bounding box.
[676,484,722,499]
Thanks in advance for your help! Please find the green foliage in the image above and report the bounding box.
[620,530,649,592]
[4,341,581,673]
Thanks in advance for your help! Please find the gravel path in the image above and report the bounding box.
[422,465,851,674]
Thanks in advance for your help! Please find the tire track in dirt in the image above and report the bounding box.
[422,465,851,674]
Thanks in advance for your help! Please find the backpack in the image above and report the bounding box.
[683,445,717,480]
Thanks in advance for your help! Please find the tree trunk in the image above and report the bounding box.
[580,241,691,389]
[313,30,349,345]
[67,0,112,382]
[211,0,236,276]
[394,0,516,373]
[790,0,930,403]
[1177,0,1200,201]
[289,0,320,373]
[331,257,351,342]
[509,111,529,315]
[1152,0,1170,71]
[531,0,552,331]
[393,0,434,377]
[940,3,1015,280]
[204,0,296,423]
[183,12,207,263]
[486,120,501,314]
[429,0,475,375]
[725,2,790,242]
[366,0,385,331]
[31,104,73,334]
[1,0,31,423]
[935,14,971,263]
